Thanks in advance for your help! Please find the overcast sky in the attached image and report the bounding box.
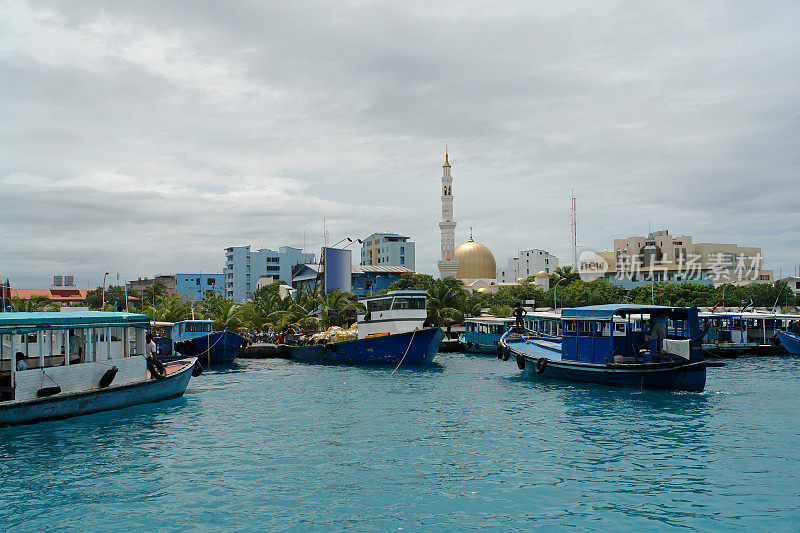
[2,0,799,289]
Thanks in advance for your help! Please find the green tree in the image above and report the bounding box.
[10,295,58,312]
[426,278,466,326]
[85,285,128,310]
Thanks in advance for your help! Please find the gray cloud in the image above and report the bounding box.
[1,0,799,288]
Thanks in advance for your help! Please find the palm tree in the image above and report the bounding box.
[552,266,580,287]
[139,295,192,323]
[10,295,58,312]
[201,298,241,331]
[316,289,364,328]
[426,279,465,326]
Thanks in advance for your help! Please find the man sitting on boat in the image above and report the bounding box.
[15,352,26,371]
[69,331,83,365]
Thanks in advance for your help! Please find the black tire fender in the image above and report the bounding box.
[37,386,61,397]
[496,343,503,359]
[192,360,203,377]
[99,366,118,388]
[516,354,525,370]
[147,357,167,380]
[502,346,510,361]
[535,357,548,374]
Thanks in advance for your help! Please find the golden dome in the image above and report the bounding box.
[455,236,496,280]
[535,270,549,278]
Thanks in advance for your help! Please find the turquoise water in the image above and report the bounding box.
[1,353,799,531]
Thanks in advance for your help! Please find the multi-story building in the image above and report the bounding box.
[612,230,773,287]
[778,276,800,296]
[497,249,559,283]
[360,233,415,270]
[224,245,315,300]
[175,273,224,300]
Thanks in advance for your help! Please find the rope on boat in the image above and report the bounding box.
[391,329,417,375]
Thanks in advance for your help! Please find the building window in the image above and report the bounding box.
[400,246,404,255]
[400,257,405,265]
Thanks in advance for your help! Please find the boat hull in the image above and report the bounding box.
[175,330,242,364]
[776,330,800,355]
[285,327,444,365]
[513,353,707,391]
[0,359,196,426]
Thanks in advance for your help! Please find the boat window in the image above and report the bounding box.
[563,320,576,334]
[367,298,392,312]
[391,297,426,310]
[596,322,610,336]
[615,323,626,333]
[204,323,212,332]
[110,327,122,342]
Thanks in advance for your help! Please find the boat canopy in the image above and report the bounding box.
[0,311,150,334]
[561,304,690,319]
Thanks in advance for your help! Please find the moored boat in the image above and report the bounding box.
[170,320,243,365]
[499,304,715,392]
[776,330,800,354]
[284,290,444,365]
[0,311,197,426]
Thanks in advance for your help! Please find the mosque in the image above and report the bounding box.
[437,150,499,289]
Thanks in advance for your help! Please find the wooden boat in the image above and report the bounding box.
[699,311,792,357]
[460,312,562,355]
[0,311,197,426]
[499,305,719,392]
[284,290,444,365]
[776,330,800,354]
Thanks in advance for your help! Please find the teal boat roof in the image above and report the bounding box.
[561,304,688,319]
[0,311,150,333]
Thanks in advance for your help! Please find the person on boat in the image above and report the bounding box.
[790,320,800,336]
[651,314,668,340]
[514,302,527,329]
[16,352,27,371]
[146,333,158,360]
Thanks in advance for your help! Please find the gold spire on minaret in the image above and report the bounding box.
[443,147,451,167]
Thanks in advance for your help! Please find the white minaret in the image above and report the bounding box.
[438,149,459,279]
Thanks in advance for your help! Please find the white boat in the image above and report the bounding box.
[0,311,198,426]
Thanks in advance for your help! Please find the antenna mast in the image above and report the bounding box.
[570,190,577,268]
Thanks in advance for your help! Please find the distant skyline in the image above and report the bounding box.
[2,1,798,288]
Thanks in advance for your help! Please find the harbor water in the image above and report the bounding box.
[1,353,799,531]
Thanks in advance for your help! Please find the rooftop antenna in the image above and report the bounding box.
[570,190,577,268]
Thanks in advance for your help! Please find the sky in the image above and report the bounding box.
[1,0,799,289]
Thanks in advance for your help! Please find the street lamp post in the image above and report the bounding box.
[553,278,566,310]
[102,272,110,310]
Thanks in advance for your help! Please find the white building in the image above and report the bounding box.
[497,249,559,283]
[437,150,459,279]
[779,276,800,296]
[360,233,415,270]
[224,245,315,300]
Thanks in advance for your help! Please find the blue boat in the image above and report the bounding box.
[499,304,713,392]
[460,312,562,354]
[171,320,243,365]
[776,330,800,354]
[0,311,198,426]
[460,317,514,354]
[284,290,444,365]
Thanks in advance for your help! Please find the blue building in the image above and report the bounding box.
[175,273,224,300]
[224,245,316,300]
[360,233,415,270]
[292,264,412,297]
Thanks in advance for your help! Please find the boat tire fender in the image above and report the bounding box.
[516,354,525,370]
[99,366,118,388]
[192,360,203,377]
[496,343,503,359]
[502,346,510,361]
[147,357,167,380]
[37,386,62,397]
[466,341,472,349]
[535,357,548,374]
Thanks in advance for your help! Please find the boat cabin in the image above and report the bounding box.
[0,311,151,401]
[357,290,427,339]
[560,304,700,364]
[172,320,214,344]
[700,312,800,346]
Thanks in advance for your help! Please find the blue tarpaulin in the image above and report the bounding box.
[561,304,687,319]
